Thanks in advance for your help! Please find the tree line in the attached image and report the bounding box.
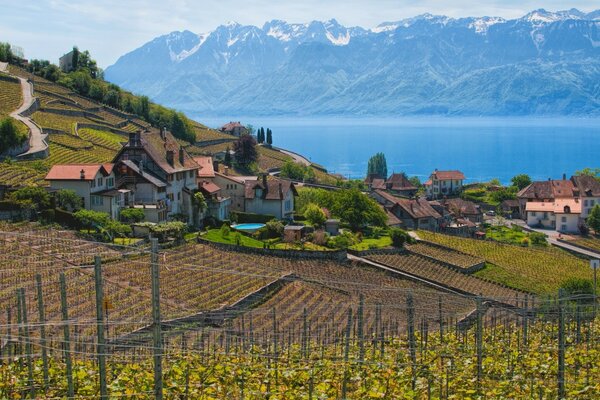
[7,43,196,143]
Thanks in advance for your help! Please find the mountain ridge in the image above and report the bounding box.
[105,9,600,116]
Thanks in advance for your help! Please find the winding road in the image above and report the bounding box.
[1,62,48,159]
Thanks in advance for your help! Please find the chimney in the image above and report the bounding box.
[80,169,85,180]
[129,131,140,147]
[224,166,229,176]
[166,150,174,167]
[262,174,267,189]
[179,147,185,165]
[562,173,566,180]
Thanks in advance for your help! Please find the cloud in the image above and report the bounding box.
[1,0,599,68]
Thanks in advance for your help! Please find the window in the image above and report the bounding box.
[107,177,114,188]
[97,177,103,187]
[176,172,183,180]
[561,224,567,231]
[189,171,194,178]
[561,216,567,222]
[591,200,595,205]
[531,212,536,217]
[91,180,96,188]
[167,174,173,182]
[584,199,589,206]
[177,192,181,201]
[285,200,291,210]
[91,195,103,206]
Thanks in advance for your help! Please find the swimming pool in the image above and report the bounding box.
[231,223,266,233]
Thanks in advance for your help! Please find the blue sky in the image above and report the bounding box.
[1,0,599,68]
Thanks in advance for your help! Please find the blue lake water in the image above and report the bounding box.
[195,116,600,184]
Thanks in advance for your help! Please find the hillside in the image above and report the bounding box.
[105,9,600,116]
[0,65,336,187]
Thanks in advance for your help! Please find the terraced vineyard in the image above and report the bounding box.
[418,231,593,294]
[0,75,22,116]
[569,237,600,253]
[257,145,294,170]
[0,162,45,187]
[406,241,484,271]
[366,252,527,305]
[77,128,126,150]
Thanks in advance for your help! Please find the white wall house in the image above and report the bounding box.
[525,199,581,233]
[45,163,126,220]
[425,169,465,199]
[214,172,257,212]
[244,176,297,220]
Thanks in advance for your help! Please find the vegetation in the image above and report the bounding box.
[204,227,265,248]
[73,209,110,230]
[419,230,593,294]
[366,152,387,178]
[390,228,413,247]
[280,160,315,182]
[0,42,14,62]
[10,186,51,210]
[233,134,258,167]
[349,235,392,251]
[304,203,326,227]
[587,204,600,234]
[511,173,532,190]
[54,189,82,211]
[0,118,28,154]
[119,208,145,223]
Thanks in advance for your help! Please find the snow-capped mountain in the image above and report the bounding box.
[105,9,600,116]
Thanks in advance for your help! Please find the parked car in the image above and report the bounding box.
[486,210,496,216]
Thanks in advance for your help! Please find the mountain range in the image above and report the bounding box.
[105,9,600,116]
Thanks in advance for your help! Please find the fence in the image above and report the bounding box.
[0,228,598,398]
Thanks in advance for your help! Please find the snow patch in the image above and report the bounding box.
[468,17,505,34]
[171,33,209,62]
[326,31,350,45]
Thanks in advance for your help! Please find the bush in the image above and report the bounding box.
[106,220,132,238]
[55,189,83,211]
[0,118,28,154]
[521,237,530,246]
[265,220,284,237]
[390,228,412,248]
[304,203,326,227]
[120,208,145,223]
[231,211,275,224]
[10,186,51,210]
[73,209,110,230]
[327,231,358,249]
[220,223,231,239]
[528,232,547,246]
[561,277,594,304]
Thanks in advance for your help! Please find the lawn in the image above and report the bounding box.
[486,225,528,246]
[349,236,392,251]
[202,229,265,248]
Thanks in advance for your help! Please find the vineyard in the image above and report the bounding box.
[417,231,593,295]
[406,242,484,271]
[0,76,22,117]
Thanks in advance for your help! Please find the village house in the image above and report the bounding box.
[112,129,200,224]
[193,156,231,221]
[440,198,483,224]
[372,189,441,231]
[424,169,465,199]
[500,199,520,219]
[517,174,600,233]
[219,121,249,137]
[213,172,257,212]
[244,175,297,220]
[365,173,417,197]
[45,163,129,220]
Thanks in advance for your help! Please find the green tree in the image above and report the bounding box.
[194,192,208,214]
[105,220,132,238]
[587,204,600,234]
[0,118,27,154]
[224,146,232,167]
[408,176,421,188]
[390,228,413,247]
[511,174,532,190]
[488,178,501,186]
[528,232,547,246]
[233,134,258,166]
[0,42,13,62]
[55,189,83,211]
[10,186,51,210]
[305,203,327,227]
[366,152,387,179]
[575,168,600,181]
[280,160,306,180]
[561,277,594,304]
[266,128,273,145]
[71,46,79,73]
[332,189,387,231]
[120,208,145,223]
[73,209,110,230]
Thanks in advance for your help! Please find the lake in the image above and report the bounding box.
[194,116,600,184]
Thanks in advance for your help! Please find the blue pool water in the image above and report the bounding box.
[197,116,600,185]
[231,223,266,232]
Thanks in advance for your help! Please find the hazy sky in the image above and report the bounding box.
[1,0,599,68]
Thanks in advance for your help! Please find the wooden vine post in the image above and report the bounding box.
[94,255,108,399]
[35,273,49,391]
[407,292,417,392]
[150,238,164,400]
[60,273,75,398]
[557,288,565,399]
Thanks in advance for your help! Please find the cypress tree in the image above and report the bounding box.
[266,128,273,145]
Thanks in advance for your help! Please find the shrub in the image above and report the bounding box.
[561,278,594,304]
[73,209,110,230]
[55,189,83,211]
[105,220,132,238]
[521,237,530,246]
[265,220,284,237]
[390,228,412,248]
[528,232,547,246]
[220,224,231,239]
[0,118,27,154]
[234,232,242,246]
[120,208,145,223]
[304,203,326,227]
[10,186,51,210]
[327,231,358,249]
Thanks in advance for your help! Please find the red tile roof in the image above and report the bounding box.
[220,121,245,132]
[45,164,114,181]
[194,156,215,178]
[431,170,465,180]
[245,178,297,200]
[442,198,481,216]
[371,178,386,190]
[200,181,221,194]
[571,175,600,197]
[374,190,441,220]
[517,179,576,200]
[386,173,417,190]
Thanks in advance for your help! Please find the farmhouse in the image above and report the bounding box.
[45,163,127,220]
[372,189,441,231]
[517,174,600,233]
[425,169,465,199]
[365,173,417,197]
[219,121,248,137]
[244,175,297,220]
[112,129,200,224]
[213,172,257,212]
[440,198,483,224]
